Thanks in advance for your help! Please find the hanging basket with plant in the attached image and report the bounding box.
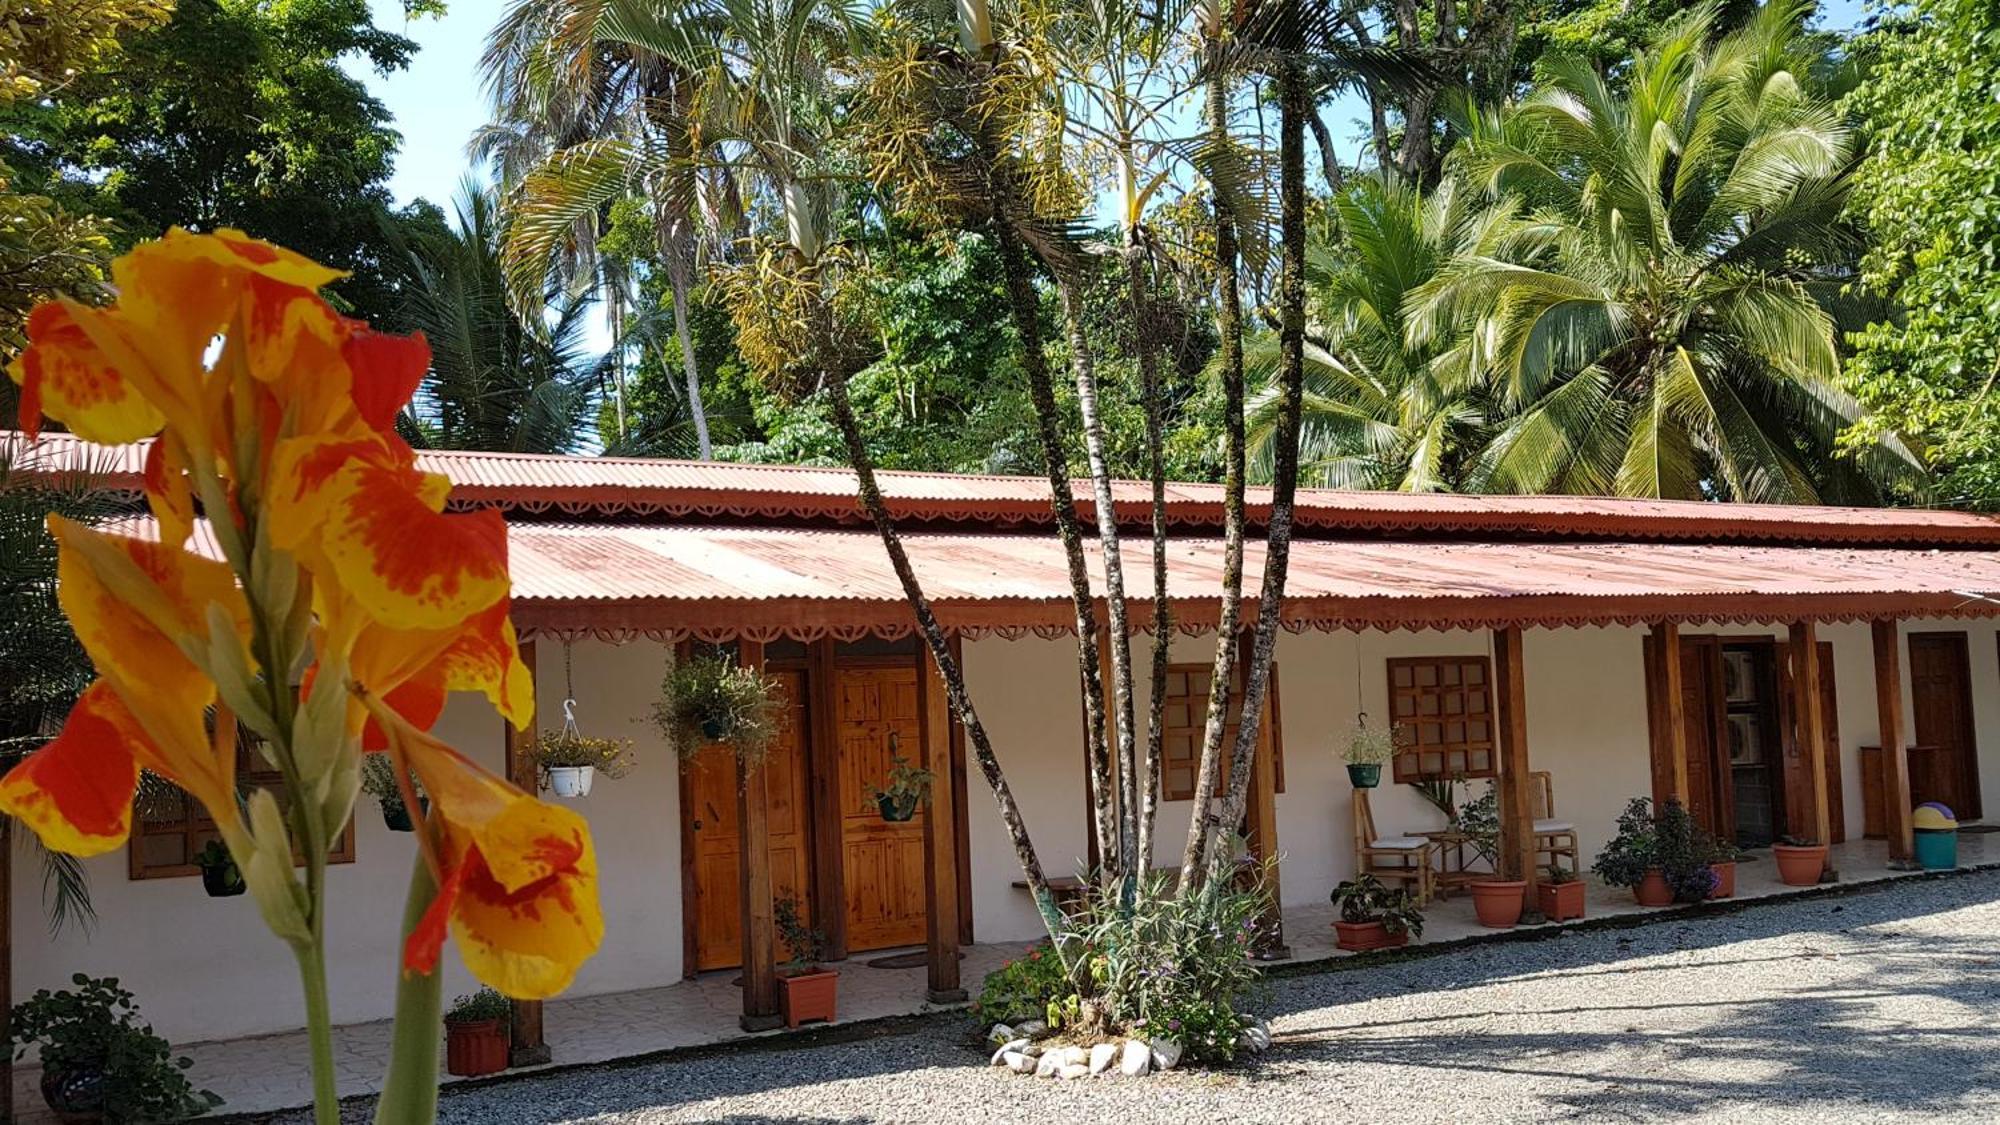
[653,653,787,763]
[195,840,244,898]
[1341,714,1400,788]
[361,752,427,832]
[528,726,634,799]
[864,735,933,822]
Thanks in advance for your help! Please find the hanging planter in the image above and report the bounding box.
[529,726,632,800]
[654,653,786,763]
[195,840,244,898]
[1341,714,1399,789]
[547,765,594,798]
[361,752,428,833]
[866,735,932,823]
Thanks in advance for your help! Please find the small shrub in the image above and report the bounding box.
[1330,873,1426,937]
[9,974,221,1122]
[360,752,425,816]
[971,942,1073,1027]
[774,893,828,971]
[1593,796,1719,902]
[1341,719,1400,766]
[444,988,511,1027]
[1142,997,1248,1062]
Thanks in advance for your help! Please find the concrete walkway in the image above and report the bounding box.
[13,837,1990,1122]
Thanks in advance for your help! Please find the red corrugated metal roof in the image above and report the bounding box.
[101,516,2000,641]
[14,430,2000,548]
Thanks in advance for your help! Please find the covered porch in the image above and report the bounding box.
[16,840,1985,1122]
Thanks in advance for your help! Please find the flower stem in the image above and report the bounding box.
[374,854,443,1125]
[294,935,341,1125]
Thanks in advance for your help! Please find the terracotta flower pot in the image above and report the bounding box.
[1471,878,1527,928]
[1633,868,1673,907]
[1333,919,1410,951]
[444,1018,510,1077]
[1773,843,1828,887]
[1709,861,1737,899]
[1536,879,1586,921]
[779,968,839,1028]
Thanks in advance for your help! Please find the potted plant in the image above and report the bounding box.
[1772,835,1828,886]
[443,988,511,1078]
[1708,837,1742,900]
[10,974,221,1123]
[864,736,933,822]
[1655,799,1721,903]
[1329,874,1425,951]
[1470,875,1528,928]
[1592,797,1672,907]
[361,752,427,831]
[1341,716,1398,788]
[774,894,838,1027]
[1536,865,1586,921]
[194,839,244,898]
[654,654,787,762]
[528,730,634,798]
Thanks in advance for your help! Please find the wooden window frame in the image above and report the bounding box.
[1156,661,1286,802]
[1387,655,1496,783]
[130,733,356,881]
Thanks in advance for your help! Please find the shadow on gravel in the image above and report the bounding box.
[1257,871,2000,1120]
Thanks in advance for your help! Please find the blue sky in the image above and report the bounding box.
[350,0,1878,212]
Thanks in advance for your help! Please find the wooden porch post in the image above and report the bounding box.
[1872,619,1917,868]
[1789,622,1838,881]
[503,638,552,1066]
[1651,623,1691,805]
[736,639,783,1031]
[919,647,966,1002]
[1493,625,1541,921]
[807,639,847,960]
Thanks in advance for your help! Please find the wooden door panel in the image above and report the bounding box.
[689,670,811,972]
[1818,642,1845,844]
[1910,633,1981,819]
[837,666,927,952]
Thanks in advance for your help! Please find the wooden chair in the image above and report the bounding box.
[1353,789,1435,905]
[1531,770,1580,876]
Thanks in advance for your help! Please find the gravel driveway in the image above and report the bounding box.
[277,870,2000,1124]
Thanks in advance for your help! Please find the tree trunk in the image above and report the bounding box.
[1210,52,1311,884]
[1127,240,1170,877]
[823,371,1071,946]
[668,264,713,459]
[1177,46,1251,896]
[1307,108,1343,193]
[989,205,1120,880]
[1057,273,1139,878]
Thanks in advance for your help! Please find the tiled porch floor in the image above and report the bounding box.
[12,836,1989,1122]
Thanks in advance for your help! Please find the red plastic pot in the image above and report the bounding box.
[1536,879,1586,921]
[1709,861,1737,899]
[445,1018,509,1077]
[1633,868,1673,907]
[779,968,839,1028]
[1773,844,1827,886]
[1471,878,1527,928]
[1333,920,1411,951]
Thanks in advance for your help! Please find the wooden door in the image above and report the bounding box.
[1678,637,1731,838]
[1909,632,1982,819]
[1817,643,1845,844]
[836,665,928,952]
[686,670,812,972]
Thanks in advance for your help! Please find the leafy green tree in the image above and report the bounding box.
[7,0,428,323]
[1413,0,1917,503]
[386,184,606,454]
[1842,0,2000,506]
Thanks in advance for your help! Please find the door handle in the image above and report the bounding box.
[693,819,703,831]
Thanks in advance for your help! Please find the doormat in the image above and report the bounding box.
[865,950,966,970]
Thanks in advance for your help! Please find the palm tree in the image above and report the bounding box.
[386,183,606,454]
[1410,0,1919,503]
[1245,175,1499,491]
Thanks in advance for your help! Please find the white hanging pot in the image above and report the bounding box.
[547,765,595,799]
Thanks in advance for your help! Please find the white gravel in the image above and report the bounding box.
[269,870,2000,1124]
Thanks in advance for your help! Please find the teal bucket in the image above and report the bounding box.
[1914,828,1958,870]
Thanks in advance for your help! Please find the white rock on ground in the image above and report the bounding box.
[1119,1039,1150,1077]
[1013,1019,1048,1038]
[1002,1051,1036,1075]
[1058,1063,1090,1080]
[1149,1037,1183,1071]
[989,1038,1028,1066]
[298,871,2000,1124]
[985,1024,1013,1046]
[1087,1043,1118,1076]
[1032,1051,1061,1078]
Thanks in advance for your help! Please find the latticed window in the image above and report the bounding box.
[1387,656,1495,782]
[130,731,355,880]
[1156,663,1284,802]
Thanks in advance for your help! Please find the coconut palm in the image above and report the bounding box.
[1410,0,1919,503]
[1245,175,1502,491]
[385,183,607,454]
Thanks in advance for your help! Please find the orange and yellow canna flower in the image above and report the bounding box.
[1,228,601,1000]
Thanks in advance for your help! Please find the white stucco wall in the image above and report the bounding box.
[16,620,2000,1045]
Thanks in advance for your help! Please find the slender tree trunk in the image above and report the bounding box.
[1127,240,1170,877]
[668,264,713,458]
[1210,51,1311,882]
[990,205,1120,880]
[824,370,1071,945]
[1057,273,1139,879]
[1307,108,1344,193]
[1177,43,1251,896]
